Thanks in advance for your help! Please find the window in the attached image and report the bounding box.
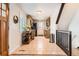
[0,3,6,17]
[0,3,1,8]
[2,10,6,17]
[0,9,1,16]
[2,4,6,10]
[0,3,1,16]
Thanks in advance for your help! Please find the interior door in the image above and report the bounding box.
[0,3,9,56]
[0,17,1,55]
[0,3,1,55]
[1,17,8,56]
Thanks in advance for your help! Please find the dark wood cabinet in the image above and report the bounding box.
[22,30,35,44]
[22,31,31,44]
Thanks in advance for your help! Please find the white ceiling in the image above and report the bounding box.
[18,3,61,20]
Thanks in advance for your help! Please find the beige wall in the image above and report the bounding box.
[68,4,79,48]
[9,4,26,54]
[57,4,79,30]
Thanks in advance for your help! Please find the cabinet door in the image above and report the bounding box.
[1,20,8,56]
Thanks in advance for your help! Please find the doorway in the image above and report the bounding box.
[0,3,9,56]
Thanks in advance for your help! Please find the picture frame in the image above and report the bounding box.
[27,15,33,27]
[46,16,50,27]
[13,15,18,24]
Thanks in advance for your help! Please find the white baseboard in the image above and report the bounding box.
[9,44,21,54]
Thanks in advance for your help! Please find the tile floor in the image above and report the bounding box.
[10,36,67,56]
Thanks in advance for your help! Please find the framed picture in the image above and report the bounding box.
[27,15,33,28]
[46,16,50,27]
